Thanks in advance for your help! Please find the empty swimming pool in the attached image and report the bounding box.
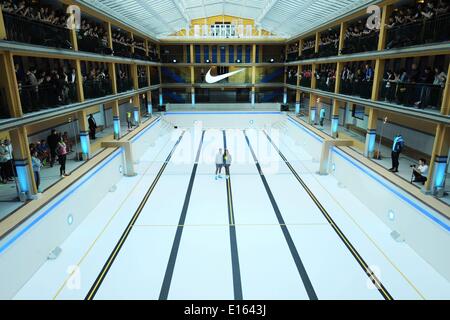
[2,112,450,300]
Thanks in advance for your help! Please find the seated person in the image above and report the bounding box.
[412,158,429,184]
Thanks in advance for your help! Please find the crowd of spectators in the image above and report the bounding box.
[318,31,339,57]
[315,66,337,92]
[381,63,447,109]
[386,0,450,49]
[341,20,379,54]
[1,0,72,48]
[82,67,112,99]
[340,63,375,98]
[15,63,77,113]
[301,39,316,59]
[77,19,111,54]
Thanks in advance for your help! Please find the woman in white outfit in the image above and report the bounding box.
[215,148,223,180]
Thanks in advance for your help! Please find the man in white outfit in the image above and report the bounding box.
[215,148,224,180]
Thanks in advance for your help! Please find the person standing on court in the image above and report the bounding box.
[319,107,326,127]
[127,111,133,130]
[215,148,224,180]
[31,150,42,192]
[47,129,59,167]
[389,133,405,173]
[88,114,97,140]
[57,136,68,177]
[223,149,232,179]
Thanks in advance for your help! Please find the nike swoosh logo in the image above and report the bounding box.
[205,68,246,83]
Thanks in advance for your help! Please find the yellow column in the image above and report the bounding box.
[364,108,379,158]
[106,22,113,50]
[131,64,139,90]
[9,126,38,197]
[298,39,303,59]
[441,64,450,115]
[0,52,22,117]
[69,28,78,51]
[314,32,320,54]
[309,93,317,124]
[295,64,302,113]
[311,64,317,89]
[251,44,257,104]
[424,124,450,194]
[130,33,135,55]
[108,63,117,94]
[371,59,385,101]
[74,59,84,102]
[190,44,194,65]
[146,65,151,87]
[338,22,346,55]
[0,8,6,40]
[378,5,393,51]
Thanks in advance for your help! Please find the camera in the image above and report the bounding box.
[410,164,416,168]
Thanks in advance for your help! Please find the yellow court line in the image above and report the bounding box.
[275,130,426,300]
[52,133,179,300]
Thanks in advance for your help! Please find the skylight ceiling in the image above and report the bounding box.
[78,0,379,39]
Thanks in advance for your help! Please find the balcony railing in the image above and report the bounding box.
[378,80,444,109]
[340,79,373,99]
[0,87,10,119]
[77,33,112,55]
[300,77,311,88]
[83,79,112,100]
[300,47,316,60]
[386,13,450,49]
[3,12,72,49]
[341,32,379,54]
[316,77,336,92]
[117,78,133,93]
[138,77,149,89]
[113,42,132,58]
[19,82,77,114]
[318,42,339,58]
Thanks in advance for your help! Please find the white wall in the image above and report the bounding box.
[0,118,164,299]
[285,117,450,282]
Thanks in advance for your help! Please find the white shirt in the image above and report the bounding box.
[418,164,429,176]
[215,153,223,165]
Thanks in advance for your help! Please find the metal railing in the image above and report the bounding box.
[77,33,111,55]
[300,47,316,60]
[83,79,112,99]
[138,77,149,89]
[316,77,336,92]
[300,77,312,88]
[339,79,373,99]
[113,42,132,58]
[386,13,450,49]
[341,32,379,54]
[318,42,339,58]
[378,80,444,109]
[19,82,77,114]
[117,78,133,93]
[0,88,10,119]
[3,12,72,49]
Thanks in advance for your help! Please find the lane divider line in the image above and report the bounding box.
[159,131,206,300]
[84,131,186,300]
[223,130,243,300]
[263,129,394,301]
[243,130,318,300]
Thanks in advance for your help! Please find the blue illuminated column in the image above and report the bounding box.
[134,107,140,126]
[79,131,91,160]
[14,159,34,197]
[191,88,195,106]
[251,89,255,105]
[364,129,377,158]
[113,115,121,139]
[147,103,152,115]
[295,102,300,114]
[309,106,317,124]
[331,115,339,137]
[283,90,287,104]
[432,155,448,192]
[159,92,163,105]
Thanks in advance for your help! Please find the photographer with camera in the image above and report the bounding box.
[411,158,429,185]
